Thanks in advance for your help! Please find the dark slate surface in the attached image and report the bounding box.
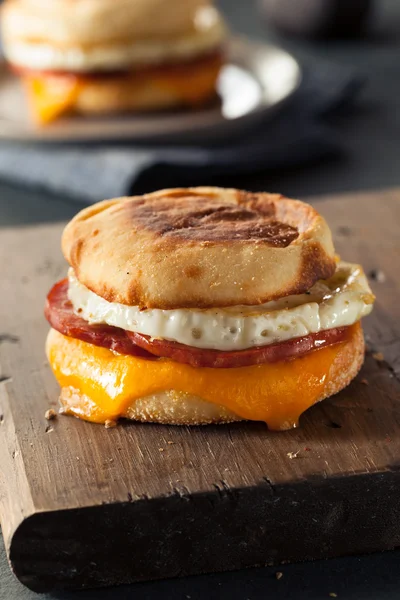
[2,0,400,597]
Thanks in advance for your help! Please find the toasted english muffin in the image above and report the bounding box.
[1,0,210,47]
[62,187,336,310]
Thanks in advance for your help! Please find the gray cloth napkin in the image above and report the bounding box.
[0,58,364,203]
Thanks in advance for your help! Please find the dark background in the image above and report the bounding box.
[2,0,400,598]
[2,0,400,228]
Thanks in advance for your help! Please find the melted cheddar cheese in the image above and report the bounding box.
[46,326,358,430]
[24,75,81,124]
[23,55,221,123]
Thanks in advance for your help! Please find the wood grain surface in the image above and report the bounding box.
[0,189,399,592]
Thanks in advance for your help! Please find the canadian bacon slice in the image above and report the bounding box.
[45,279,155,359]
[126,327,350,368]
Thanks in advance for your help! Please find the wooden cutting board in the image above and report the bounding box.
[1,188,399,593]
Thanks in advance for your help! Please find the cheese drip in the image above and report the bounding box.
[46,326,358,430]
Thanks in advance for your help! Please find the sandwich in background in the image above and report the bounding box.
[0,0,227,123]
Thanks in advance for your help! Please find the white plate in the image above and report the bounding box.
[0,38,301,144]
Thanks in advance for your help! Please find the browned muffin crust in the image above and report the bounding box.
[128,189,300,245]
[62,187,336,309]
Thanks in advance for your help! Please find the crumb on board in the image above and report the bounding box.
[337,225,352,236]
[105,419,117,429]
[45,408,57,421]
[361,378,369,385]
[45,425,53,434]
[159,448,164,452]
[167,441,175,445]
[368,269,386,283]
[265,561,274,567]
[275,571,283,580]
[287,451,300,459]
[304,447,311,452]
[0,414,4,425]
[372,352,384,362]
[329,594,338,598]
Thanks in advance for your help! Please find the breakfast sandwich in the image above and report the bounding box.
[44,187,375,429]
[1,0,226,123]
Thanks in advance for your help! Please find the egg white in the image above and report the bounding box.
[67,262,374,351]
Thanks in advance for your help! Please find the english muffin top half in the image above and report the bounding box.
[2,0,218,45]
[62,187,336,310]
